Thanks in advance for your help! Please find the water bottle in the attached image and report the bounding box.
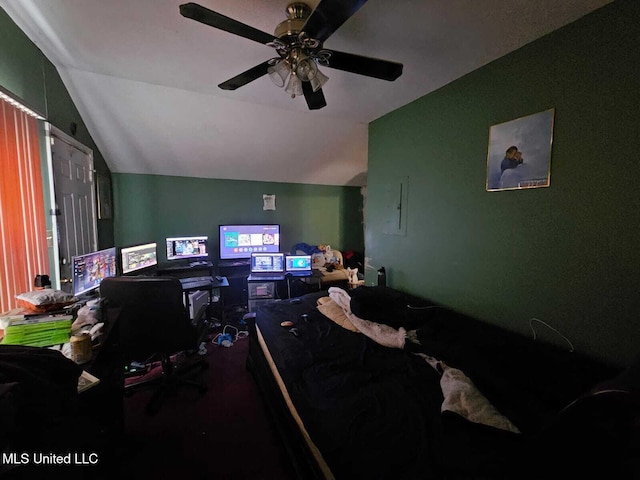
[377,267,386,287]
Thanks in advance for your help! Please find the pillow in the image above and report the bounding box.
[316,297,359,332]
[16,289,76,313]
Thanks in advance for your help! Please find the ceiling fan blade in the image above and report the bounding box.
[218,61,270,90]
[323,50,403,81]
[301,82,327,110]
[302,0,368,42]
[180,3,276,45]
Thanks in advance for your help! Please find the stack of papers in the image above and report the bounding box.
[0,313,73,347]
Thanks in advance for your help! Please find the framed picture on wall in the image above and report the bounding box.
[486,108,555,191]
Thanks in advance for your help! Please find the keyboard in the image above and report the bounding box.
[248,274,285,282]
[286,271,312,277]
[189,261,209,267]
[180,276,212,284]
[180,276,213,290]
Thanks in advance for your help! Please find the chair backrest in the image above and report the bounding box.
[100,276,198,362]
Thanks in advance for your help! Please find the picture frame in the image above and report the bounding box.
[96,173,112,219]
[486,108,555,192]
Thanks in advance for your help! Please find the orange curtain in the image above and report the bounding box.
[0,98,49,313]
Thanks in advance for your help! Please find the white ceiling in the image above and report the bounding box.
[1,0,611,186]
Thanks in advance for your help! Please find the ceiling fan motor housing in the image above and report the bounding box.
[274,3,312,40]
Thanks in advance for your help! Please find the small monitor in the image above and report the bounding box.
[285,254,312,272]
[72,247,117,297]
[120,242,158,275]
[219,224,280,260]
[165,236,208,261]
[250,252,285,273]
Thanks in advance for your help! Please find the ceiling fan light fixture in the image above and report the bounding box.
[284,73,303,98]
[310,68,329,93]
[267,58,290,87]
[295,56,318,82]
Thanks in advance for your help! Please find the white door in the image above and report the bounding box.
[49,126,98,293]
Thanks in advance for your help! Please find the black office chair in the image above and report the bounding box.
[100,276,208,414]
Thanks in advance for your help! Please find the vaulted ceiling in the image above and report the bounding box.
[1,0,611,186]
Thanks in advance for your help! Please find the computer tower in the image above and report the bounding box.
[186,290,209,320]
[218,263,250,307]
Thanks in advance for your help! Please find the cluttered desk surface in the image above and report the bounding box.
[0,297,116,393]
[0,272,229,376]
[0,300,124,478]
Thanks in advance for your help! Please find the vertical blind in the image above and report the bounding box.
[0,98,49,313]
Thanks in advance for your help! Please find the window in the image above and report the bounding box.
[0,95,49,313]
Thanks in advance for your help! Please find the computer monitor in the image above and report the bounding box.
[71,247,117,297]
[285,254,312,272]
[165,235,208,261]
[250,252,285,273]
[219,224,280,260]
[120,242,158,275]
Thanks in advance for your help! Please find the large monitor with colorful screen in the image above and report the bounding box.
[219,224,280,260]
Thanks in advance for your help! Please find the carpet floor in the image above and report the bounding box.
[108,330,297,480]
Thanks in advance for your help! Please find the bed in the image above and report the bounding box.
[246,286,639,480]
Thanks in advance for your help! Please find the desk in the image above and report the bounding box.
[156,262,228,322]
[285,273,314,298]
[157,260,214,279]
[181,276,229,323]
[285,270,327,297]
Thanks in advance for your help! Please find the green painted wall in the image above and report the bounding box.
[0,8,114,253]
[367,1,639,367]
[112,173,364,261]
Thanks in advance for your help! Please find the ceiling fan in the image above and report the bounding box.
[179,0,403,110]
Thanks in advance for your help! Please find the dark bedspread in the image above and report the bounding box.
[254,292,528,480]
[253,287,638,479]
